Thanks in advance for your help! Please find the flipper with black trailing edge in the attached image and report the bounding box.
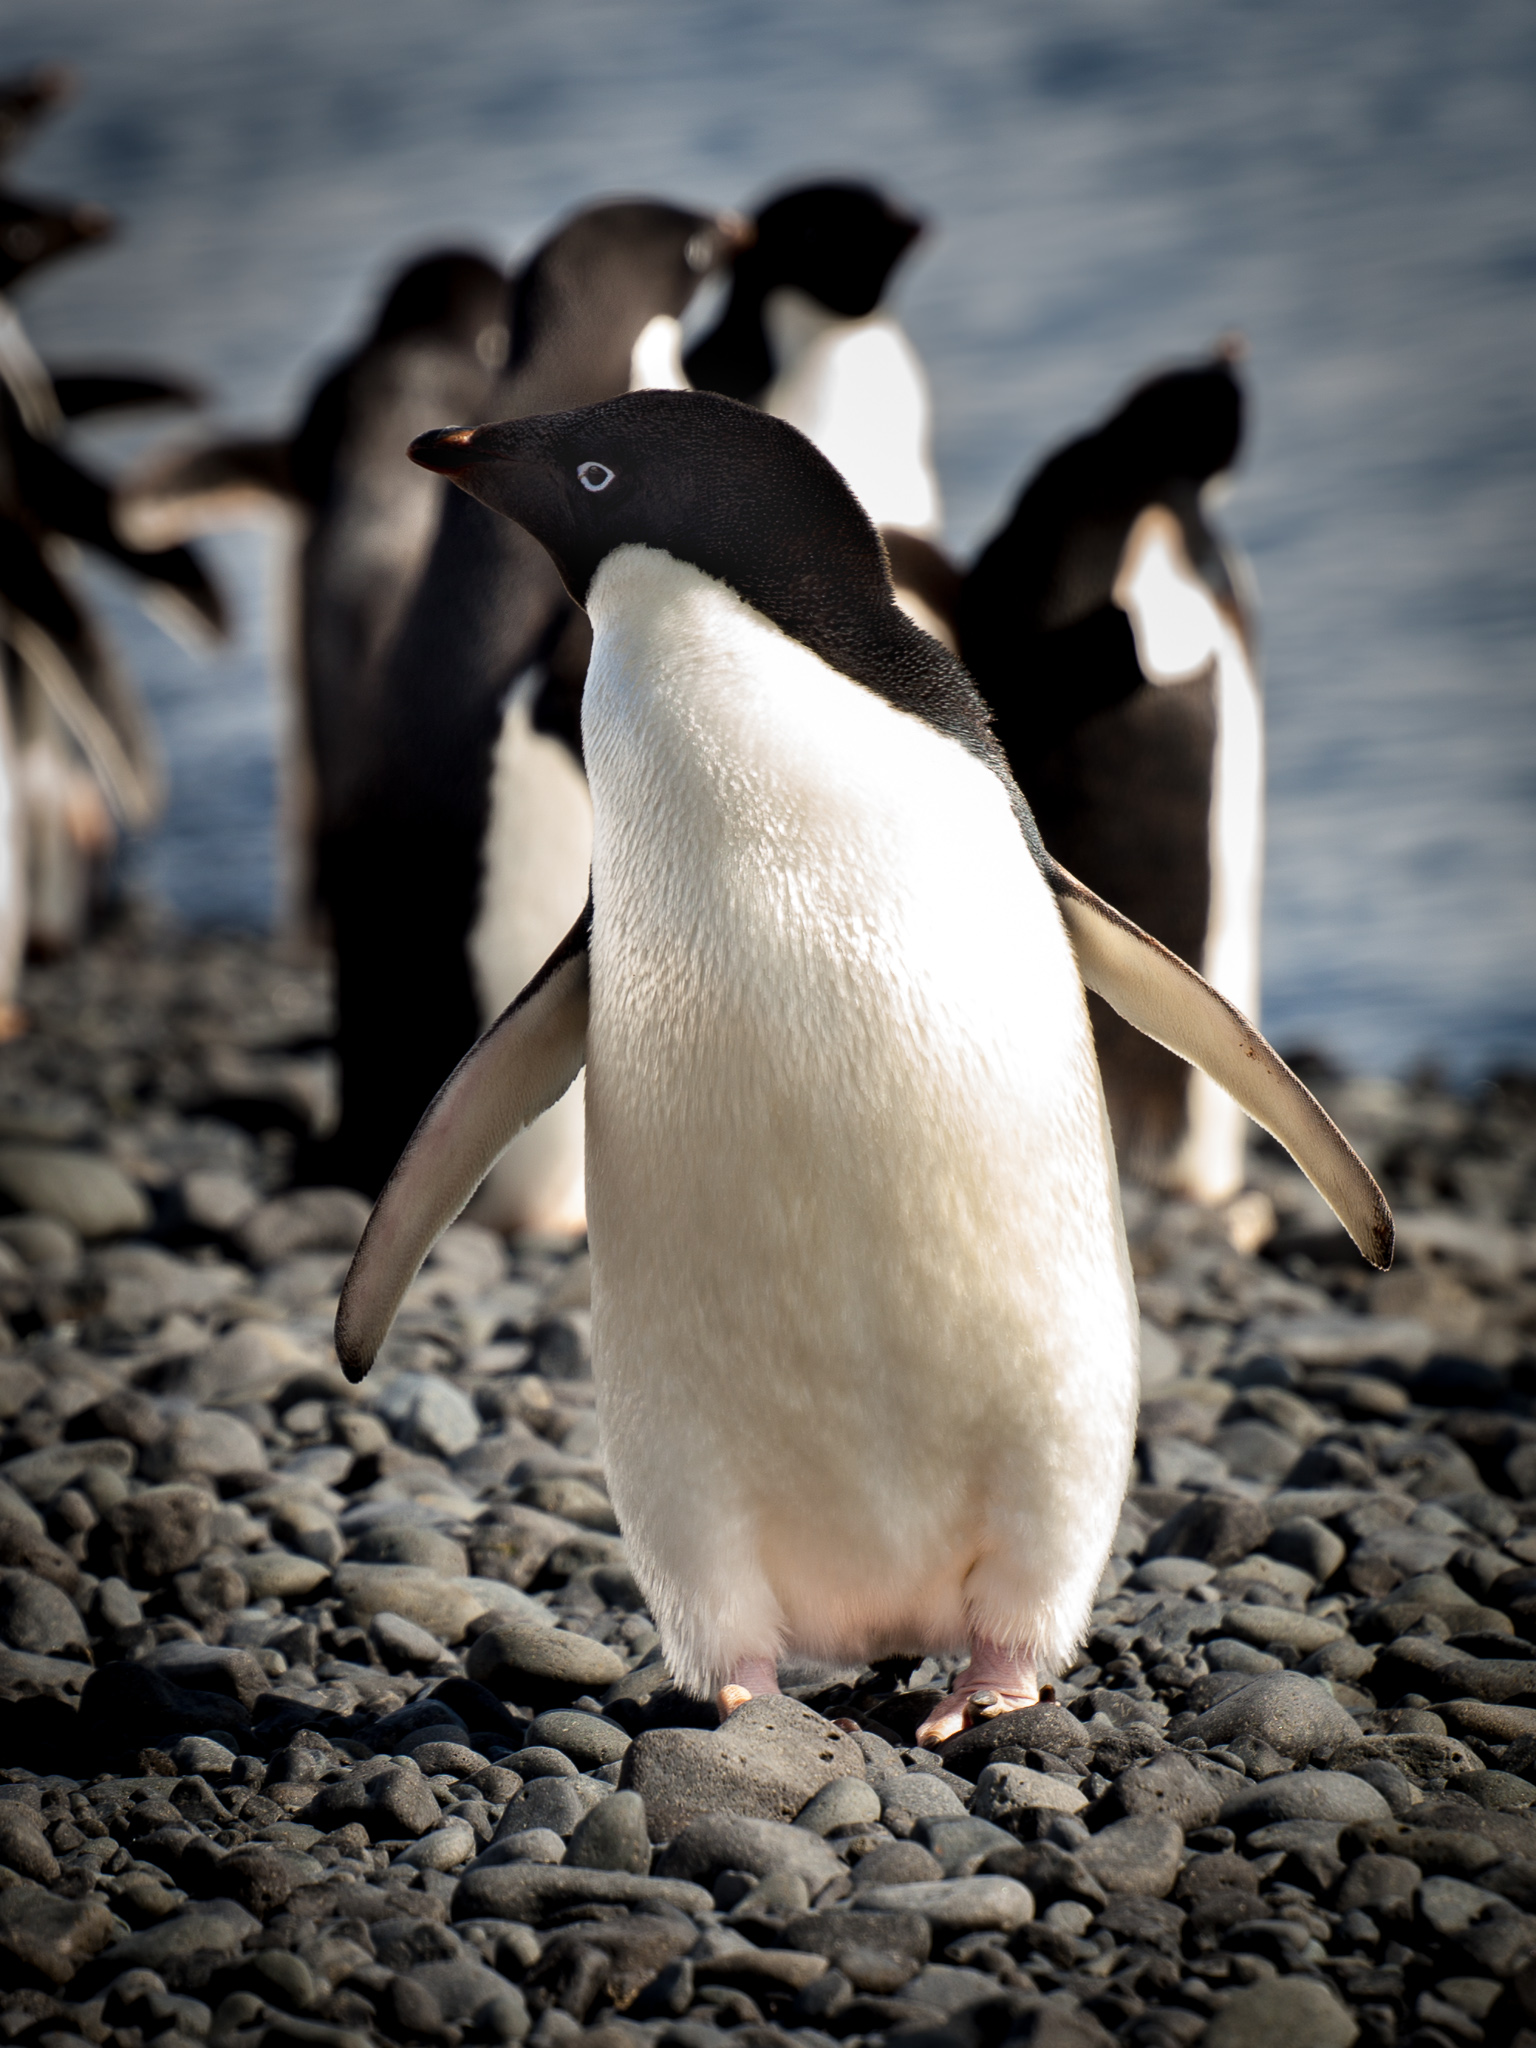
[1048,860,1394,1270]
[334,902,591,1381]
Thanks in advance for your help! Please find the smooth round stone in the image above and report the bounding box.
[0,1568,90,1657]
[783,1906,931,1993]
[525,1707,631,1771]
[238,1551,331,1601]
[497,1772,607,1839]
[374,1372,481,1459]
[1203,1975,1359,2048]
[168,1736,236,1778]
[411,1740,490,1777]
[879,1773,967,1824]
[564,1789,651,1874]
[351,1521,470,1576]
[394,1818,479,1870]
[795,1776,884,1836]
[0,1144,151,1238]
[514,1746,579,1781]
[1453,1769,1536,1810]
[1267,1516,1348,1583]
[1221,1770,1392,1833]
[1204,1639,1285,1675]
[374,1610,451,1667]
[1178,1671,1361,1761]
[479,1827,567,1866]
[1218,1603,1344,1654]
[466,1619,626,1708]
[333,1562,493,1643]
[1040,1900,1094,1937]
[850,1841,945,1889]
[1131,1557,1217,1595]
[0,1806,59,1884]
[1075,1816,1184,1899]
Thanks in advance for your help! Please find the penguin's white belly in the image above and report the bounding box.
[762,290,941,538]
[580,546,1138,1694]
[467,671,592,1234]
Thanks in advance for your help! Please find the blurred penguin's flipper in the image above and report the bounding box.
[114,437,296,550]
[1050,863,1394,1269]
[3,612,161,828]
[50,370,202,419]
[335,904,592,1382]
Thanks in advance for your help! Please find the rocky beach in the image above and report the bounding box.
[2,924,1536,2048]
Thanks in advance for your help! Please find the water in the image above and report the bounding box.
[6,0,1535,1078]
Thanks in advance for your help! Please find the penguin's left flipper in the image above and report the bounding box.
[1049,865,1394,1271]
[334,903,591,1383]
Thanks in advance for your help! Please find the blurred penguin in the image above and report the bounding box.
[318,201,744,1232]
[686,180,958,648]
[959,349,1262,1204]
[118,248,509,928]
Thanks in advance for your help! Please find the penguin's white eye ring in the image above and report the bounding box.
[577,461,615,493]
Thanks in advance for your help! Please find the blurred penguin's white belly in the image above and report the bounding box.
[467,669,592,1234]
[762,289,941,538]
[580,545,1137,1693]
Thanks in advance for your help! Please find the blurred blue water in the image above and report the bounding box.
[6,0,1535,1077]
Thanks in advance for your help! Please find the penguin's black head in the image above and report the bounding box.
[1112,356,1244,488]
[685,181,925,400]
[510,200,750,386]
[0,189,111,290]
[744,181,924,318]
[414,388,1013,796]
[412,387,891,611]
[372,250,507,355]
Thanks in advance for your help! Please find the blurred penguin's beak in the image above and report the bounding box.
[409,426,482,474]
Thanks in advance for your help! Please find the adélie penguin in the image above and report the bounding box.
[333,388,1393,1742]
[319,202,743,1230]
[685,180,958,648]
[115,249,509,931]
[960,350,1263,1206]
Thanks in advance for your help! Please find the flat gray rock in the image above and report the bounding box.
[451,1862,712,1925]
[564,1789,650,1873]
[1075,1816,1184,1899]
[620,1695,865,1839]
[1204,1976,1359,2048]
[783,1907,931,1993]
[1177,1670,1361,1760]
[1221,1770,1393,1833]
[656,1811,844,1892]
[465,1617,625,1707]
[853,1875,1035,1934]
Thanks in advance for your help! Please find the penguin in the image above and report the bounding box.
[959,351,1263,1206]
[318,201,743,1230]
[0,353,227,966]
[685,181,958,648]
[332,388,1392,1743]
[115,249,509,930]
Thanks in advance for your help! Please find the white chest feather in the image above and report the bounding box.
[466,671,592,1233]
[579,545,1137,1692]
[760,288,941,537]
[1115,505,1265,1200]
[629,314,688,392]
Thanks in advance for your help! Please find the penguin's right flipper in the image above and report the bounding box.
[113,438,296,549]
[1049,865,1394,1271]
[334,904,591,1383]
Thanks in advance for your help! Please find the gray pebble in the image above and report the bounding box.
[0,1566,90,1656]
[563,1788,650,1873]
[465,1618,625,1709]
[1177,1669,1362,1759]
[795,1775,883,1835]
[494,1772,607,1839]
[783,1906,931,1992]
[657,1811,844,1893]
[524,1705,631,1769]
[1075,1815,1184,1899]
[852,1875,1034,1934]
[619,1694,865,1838]
[1221,1769,1392,1832]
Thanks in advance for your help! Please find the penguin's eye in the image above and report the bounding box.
[577,461,616,493]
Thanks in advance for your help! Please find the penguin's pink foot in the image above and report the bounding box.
[716,1656,781,1722]
[914,1640,1041,1748]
